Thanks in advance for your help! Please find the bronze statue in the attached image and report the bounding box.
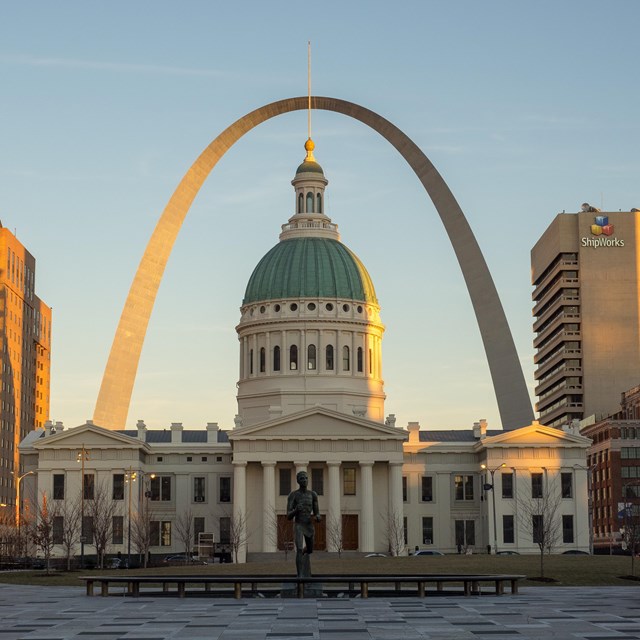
[287,470,321,577]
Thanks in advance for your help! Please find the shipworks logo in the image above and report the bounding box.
[582,215,624,248]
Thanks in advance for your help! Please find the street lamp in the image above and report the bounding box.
[76,445,89,569]
[125,468,137,568]
[481,462,506,554]
[16,471,34,556]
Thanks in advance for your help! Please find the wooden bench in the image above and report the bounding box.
[81,573,524,599]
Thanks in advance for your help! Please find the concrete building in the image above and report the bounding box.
[0,224,51,518]
[19,142,590,562]
[532,206,640,428]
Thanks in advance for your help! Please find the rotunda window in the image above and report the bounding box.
[249,349,254,375]
[260,305,266,314]
[298,193,304,214]
[342,304,350,312]
[274,304,281,312]
[290,303,298,311]
[307,302,316,311]
[357,347,363,373]
[306,192,314,213]
[317,193,322,213]
[357,305,363,313]
[259,347,266,373]
[326,303,334,311]
[326,345,334,370]
[273,345,281,372]
[342,346,350,371]
[290,345,298,370]
[307,344,317,370]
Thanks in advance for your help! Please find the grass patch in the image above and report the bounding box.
[0,554,638,588]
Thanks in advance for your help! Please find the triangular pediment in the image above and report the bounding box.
[479,422,591,448]
[32,422,148,450]
[229,407,407,441]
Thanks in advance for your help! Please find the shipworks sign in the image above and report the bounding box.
[581,215,625,248]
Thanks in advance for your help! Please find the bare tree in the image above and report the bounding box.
[326,515,344,558]
[621,487,640,577]
[228,509,250,563]
[518,483,562,578]
[58,495,82,571]
[131,498,154,568]
[30,492,59,574]
[265,507,293,559]
[87,481,119,569]
[175,508,194,561]
[384,509,405,557]
[0,522,20,560]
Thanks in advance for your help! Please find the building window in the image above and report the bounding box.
[279,468,291,496]
[53,474,65,500]
[307,344,316,370]
[306,192,314,213]
[422,516,433,544]
[317,193,322,213]
[82,516,94,545]
[342,346,350,371]
[260,347,266,373]
[83,474,95,500]
[343,468,356,495]
[562,515,574,543]
[194,476,206,502]
[290,345,298,370]
[112,474,125,501]
[421,476,433,502]
[273,346,281,372]
[501,473,513,499]
[454,475,474,501]
[503,515,515,544]
[249,348,254,375]
[194,517,206,544]
[357,347,363,372]
[53,516,64,545]
[219,476,231,503]
[150,476,172,501]
[311,468,324,496]
[325,345,334,370]
[369,348,373,374]
[219,517,231,545]
[403,517,408,545]
[298,193,303,214]
[112,516,124,545]
[402,476,408,502]
[531,473,543,499]
[150,521,172,546]
[532,515,543,544]
[455,520,475,547]
[561,472,573,498]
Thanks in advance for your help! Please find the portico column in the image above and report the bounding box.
[262,462,276,552]
[233,462,247,563]
[294,461,308,477]
[326,462,341,552]
[360,461,374,552]
[388,462,404,555]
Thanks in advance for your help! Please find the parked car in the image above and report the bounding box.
[107,557,128,569]
[163,554,208,565]
[562,550,589,555]
[496,551,520,556]
[412,550,445,556]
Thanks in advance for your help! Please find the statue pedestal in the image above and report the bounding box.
[280,581,324,598]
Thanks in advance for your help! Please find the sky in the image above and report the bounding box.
[1,1,639,433]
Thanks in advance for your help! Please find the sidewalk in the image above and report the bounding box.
[0,584,638,639]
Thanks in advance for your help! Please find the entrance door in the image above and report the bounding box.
[342,514,359,550]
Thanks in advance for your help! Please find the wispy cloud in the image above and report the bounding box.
[0,54,226,77]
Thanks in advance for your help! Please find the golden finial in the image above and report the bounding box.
[304,137,315,161]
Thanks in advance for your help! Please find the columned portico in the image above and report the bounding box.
[360,461,375,552]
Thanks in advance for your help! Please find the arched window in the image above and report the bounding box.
[306,192,314,213]
[273,346,281,372]
[369,348,373,374]
[290,345,298,370]
[326,344,334,370]
[249,349,254,375]
[259,347,266,373]
[307,344,316,370]
[317,193,322,213]
[298,193,303,214]
[357,347,363,373]
[342,346,350,371]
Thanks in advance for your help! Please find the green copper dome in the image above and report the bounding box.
[243,238,378,305]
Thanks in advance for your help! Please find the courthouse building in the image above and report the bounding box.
[19,141,591,560]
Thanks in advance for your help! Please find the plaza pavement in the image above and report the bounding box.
[0,584,638,639]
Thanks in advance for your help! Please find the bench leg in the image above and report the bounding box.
[101,581,109,597]
[417,581,425,598]
[511,579,518,594]
[495,580,504,595]
[234,582,242,599]
[436,581,443,591]
[163,582,169,592]
[395,581,401,592]
[204,582,211,592]
[361,582,368,598]
[178,583,186,598]
[85,580,94,597]
[297,582,304,599]
[464,581,471,596]
[472,581,479,595]
[132,582,140,597]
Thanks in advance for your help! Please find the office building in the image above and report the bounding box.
[532,206,640,428]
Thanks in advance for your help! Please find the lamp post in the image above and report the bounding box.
[16,471,34,556]
[481,462,505,554]
[76,445,89,569]
[125,468,137,568]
